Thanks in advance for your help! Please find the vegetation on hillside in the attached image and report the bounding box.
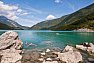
[31,3,94,30]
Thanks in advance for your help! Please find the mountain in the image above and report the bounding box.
[31,3,94,30]
[0,16,29,30]
[0,22,14,29]
[31,15,68,30]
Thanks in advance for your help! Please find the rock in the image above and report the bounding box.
[76,43,94,57]
[43,60,58,63]
[38,58,44,61]
[76,45,87,51]
[22,54,31,60]
[41,52,46,56]
[63,45,74,52]
[0,55,2,62]
[0,31,23,50]
[16,61,21,63]
[1,53,22,63]
[0,31,23,63]
[10,39,23,50]
[58,51,82,63]
[0,31,18,50]
[88,58,94,62]
[0,49,22,55]
[0,49,22,63]
[55,46,83,63]
[46,49,51,53]
[83,42,90,47]
[22,51,40,61]
[21,61,31,63]
[30,52,40,60]
[87,43,94,53]
[46,58,52,61]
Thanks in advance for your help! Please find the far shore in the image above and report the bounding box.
[73,28,94,32]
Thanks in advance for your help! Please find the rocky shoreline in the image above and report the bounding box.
[21,44,94,63]
[0,31,94,63]
[74,28,94,32]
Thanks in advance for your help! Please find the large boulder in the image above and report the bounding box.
[0,49,22,55]
[10,39,23,50]
[0,31,23,63]
[1,53,22,63]
[55,45,83,63]
[0,31,23,50]
[58,51,82,63]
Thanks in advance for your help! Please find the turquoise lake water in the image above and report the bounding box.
[0,30,94,49]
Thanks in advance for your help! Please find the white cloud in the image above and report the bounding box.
[46,14,56,20]
[54,0,62,3]
[0,1,18,11]
[16,18,40,27]
[0,1,22,20]
[23,4,44,14]
[17,9,22,13]
[20,12,29,15]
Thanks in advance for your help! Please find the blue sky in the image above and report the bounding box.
[0,0,94,26]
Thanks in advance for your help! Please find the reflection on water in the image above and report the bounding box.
[0,30,94,49]
[78,32,93,36]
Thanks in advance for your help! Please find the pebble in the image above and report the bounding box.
[38,58,44,61]
[41,52,46,55]
[46,49,51,53]
[46,58,52,61]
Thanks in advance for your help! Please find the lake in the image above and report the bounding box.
[0,30,94,50]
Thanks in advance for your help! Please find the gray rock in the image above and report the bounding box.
[1,53,22,63]
[63,45,74,52]
[56,46,83,63]
[0,31,23,50]
[30,52,40,60]
[58,51,82,63]
[22,54,31,60]
[0,31,23,63]
[88,58,94,62]
[42,60,58,63]
[0,49,22,63]
[76,43,94,57]
[0,49,22,55]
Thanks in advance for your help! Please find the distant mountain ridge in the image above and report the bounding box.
[31,3,94,30]
[31,15,68,30]
[0,16,29,30]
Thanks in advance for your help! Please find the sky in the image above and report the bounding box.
[0,0,94,27]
